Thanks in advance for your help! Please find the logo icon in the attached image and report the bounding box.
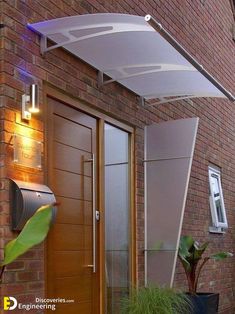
[3,297,17,310]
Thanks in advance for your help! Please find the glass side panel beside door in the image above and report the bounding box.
[104,123,130,314]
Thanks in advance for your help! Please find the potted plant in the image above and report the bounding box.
[178,235,233,314]
[0,203,55,282]
[121,286,191,314]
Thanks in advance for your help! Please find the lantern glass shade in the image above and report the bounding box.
[28,84,40,113]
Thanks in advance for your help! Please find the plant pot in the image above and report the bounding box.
[186,293,219,314]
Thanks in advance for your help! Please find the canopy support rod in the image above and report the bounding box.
[145,15,235,102]
[98,64,196,87]
[139,95,194,107]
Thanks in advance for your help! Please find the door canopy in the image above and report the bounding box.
[28,14,235,105]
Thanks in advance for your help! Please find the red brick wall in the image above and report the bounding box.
[1,0,234,313]
[0,109,45,313]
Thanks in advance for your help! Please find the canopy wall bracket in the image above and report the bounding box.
[97,71,104,88]
[97,71,118,88]
[40,35,66,55]
[139,96,145,107]
[40,35,47,55]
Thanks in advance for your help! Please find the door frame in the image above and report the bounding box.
[43,84,136,314]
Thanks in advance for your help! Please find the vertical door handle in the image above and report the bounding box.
[84,153,97,273]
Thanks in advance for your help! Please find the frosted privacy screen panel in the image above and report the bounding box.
[145,118,198,286]
[28,14,235,102]
[146,158,192,250]
[147,251,175,286]
[146,117,200,160]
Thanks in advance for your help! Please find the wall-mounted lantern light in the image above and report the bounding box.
[22,84,40,120]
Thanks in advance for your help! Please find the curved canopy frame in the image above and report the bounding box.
[28,13,235,105]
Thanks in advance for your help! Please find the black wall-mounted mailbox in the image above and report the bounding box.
[10,179,57,231]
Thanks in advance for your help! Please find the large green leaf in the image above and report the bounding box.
[192,241,209,260]
[1,204,53,266]
[179,236,194,257]
[178,237,210,271]
[178,236,194,272]
[211,252,233,260]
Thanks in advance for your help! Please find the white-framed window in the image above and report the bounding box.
[208,166,228,229]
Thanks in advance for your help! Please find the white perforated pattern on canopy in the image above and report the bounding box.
[28,13,235,105]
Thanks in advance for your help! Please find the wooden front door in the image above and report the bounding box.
[46,98,99,314]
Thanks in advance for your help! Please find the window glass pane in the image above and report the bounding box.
[215,199,224,222]
[211,175,220,197]
[210,174,225,223]
[105,164,129,250]
[105,124,129,165]
[106,251,129,314]
[105,123,129,314]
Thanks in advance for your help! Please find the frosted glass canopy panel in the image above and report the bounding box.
[28,14,234,104]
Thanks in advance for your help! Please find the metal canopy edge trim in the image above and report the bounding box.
[145,15,235,102]
[28,13,235,104]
